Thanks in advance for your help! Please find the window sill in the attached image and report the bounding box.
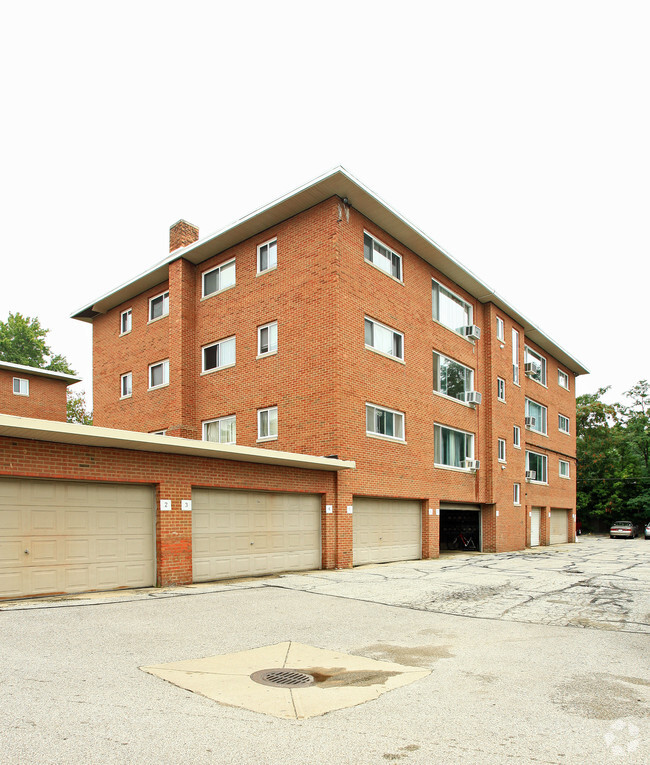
[366,432,407,445]
[364,258,404,285]
[514,502,521,507]
[527,480,549,486]
[434,464,473,474]
[498,459,506,464]
[497,397,506,404]
[148,383,169,392]
[432,390,474,409]
[526,429,548,438]
[13,392,29,397]
[256,435,278,443]
[201,283,236,301]
[120,394,132,400]
[119,330,132,337]
[559,475,571,480]
[525,375,548,389]
[559,431,571,436]
[431,317,476,345]
[201,363,236,376]
[257,350,278,360]
[147,314,169,326]
[256,265,277,277]
[366,345,405,364]
[513,444,521,450]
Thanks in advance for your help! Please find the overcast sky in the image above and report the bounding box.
[1,1,648,408]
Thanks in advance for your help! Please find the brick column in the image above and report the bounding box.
[155,481,193,586]
[422,499,440,559]
[333,471,353,569]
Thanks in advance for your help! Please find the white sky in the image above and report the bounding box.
[1,1,648,408]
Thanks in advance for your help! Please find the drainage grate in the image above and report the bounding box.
[250,668,315,688]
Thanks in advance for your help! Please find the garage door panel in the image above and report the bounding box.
[550,509,569,545]
[353,497,421,566]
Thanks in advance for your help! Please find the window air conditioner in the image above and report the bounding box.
[463,459,480,470]
[525,470,536,481]
[464,391,482,405]
[524,362,537,375]
[460,325,481,340]
[525,416,535,428]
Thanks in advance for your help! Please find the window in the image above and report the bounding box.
[150,430,167,436]
[12,377,29,396]
[498,438,506,462]
[434,424,475,469]
[526,450,548,483]
[257,238,277,273]
[432,278,472,332]
[558,369,569,390]
[258,406,278,440]
[203,415,236,444]
[558,414,570,434]
[513,483,521,505]
[203,337,236,372]
[365,317,403,361]
[513,425,521,448]
[524,346,547,385]
[149,360,169,389]
[120,372,132,398]
[258,322,278,356]
[559,460,570,478]
[433,351,474,401]
[512,328,520,384]
[364,232,402,280]
[496,316,505,342]
[202,259,235,297]
[120,309,132,335]
[149,291,169,321]
[525,398,547,435]
[497,377,506,402]
[366,403,405,441]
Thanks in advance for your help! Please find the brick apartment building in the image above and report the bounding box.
[0,361,79,421]
[68,167,587,573]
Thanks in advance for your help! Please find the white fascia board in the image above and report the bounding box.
[0,361,81,384]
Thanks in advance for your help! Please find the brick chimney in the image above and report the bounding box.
[169,219,199,253]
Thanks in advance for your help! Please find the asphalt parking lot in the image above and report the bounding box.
[1,536,648,764]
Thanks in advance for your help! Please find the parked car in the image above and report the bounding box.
[610,521,638,539]
[645,522,650,540]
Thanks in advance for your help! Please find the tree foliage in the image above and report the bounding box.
[0,312,75,374]
[66,390,93,425]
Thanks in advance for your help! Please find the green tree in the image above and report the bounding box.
[0,312,75,374]
[616,381,650,516]
[66,390,93,425]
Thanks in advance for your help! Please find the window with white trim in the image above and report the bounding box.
[558,369,569,390]
[497,377,506,402]
[120,309,132,335]
[203,415,236,444]
[364,232,402,280]
[366,403,405,441]
[258,406,278,440]
[525,398,547,435]
[432,278,472,333]
[513,425,521,449]
[12,377,29,396]
[524,346,547,385]
[149,360,169,389]
[203,337,236,372]
[559,459,570,478]
[258,322,278,356]
[526,450,548,483]
[257,239,277,273]
[433,351,474,401]
[203,259,235,297]
[512,328,520,384]
[434,424,475,469]
[513,483,521,505]
[496,316,505,342]
[120,372,132,398]
[149,291,169,321]
[365,317,403,360]
[558,414,570,434]
[498,438,506,462]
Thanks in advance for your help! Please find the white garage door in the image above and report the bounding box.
[530,508,542,547]
[0,478,155,599]
[353,497,421,566]
[192,489,321,582]
[550,509,569,545]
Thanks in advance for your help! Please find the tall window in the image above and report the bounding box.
[149,291,169,321]
[366,404,405,441]
[363,232,402,280]
[525,346,547,385]
[498,438,506,462]
[258,322,278,356]
[120,372,132,398]
[365,317,403,360]
[526,450,548,483]
[258,407,278,440]
[513,483,521,505]
[512,328,519,384]
[434,424,475,469]
[558,369,569,390]
[432,278,472,332]
[203,259,235,297]
[559,459,570,478]
[257,239,277,273]
[203,337,236,372]
[149,360,169,389]
[558,414,570,434]
[120,309,132,335]
[496,316,505,342]
[433,352,473,401]
[497,377,506,401]
[525,398,547,435]
[513,425,521,448]
[203,415,236,444]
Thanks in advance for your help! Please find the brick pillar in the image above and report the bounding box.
[155,481,193,586]
[422,499,440,559]
[333,471,353,569]
[170,219,199,252]
[482,504,497,552]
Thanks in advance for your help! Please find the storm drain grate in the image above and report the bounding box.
[250,668,315,688]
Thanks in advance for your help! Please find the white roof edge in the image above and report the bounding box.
[0,414,355,471]
[0,360,81,384]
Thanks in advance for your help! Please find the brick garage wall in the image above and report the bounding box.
[0,370,69,421]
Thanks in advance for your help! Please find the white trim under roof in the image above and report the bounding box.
[0,361,80,384]
[71,167,589,376]
[0,414,355,471]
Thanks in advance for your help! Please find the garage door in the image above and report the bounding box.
[550,509,569,545]
[530,508,541,547]
[192,489,321,582]
[0,478,155,599]
[352,497,421,566]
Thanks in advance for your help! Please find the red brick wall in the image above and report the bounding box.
[0,370,68,421]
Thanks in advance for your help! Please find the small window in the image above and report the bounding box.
[432,278,472,333]
[434,424,475,469]
[203,337,236,372]
[526,398,547,435]
[364,232,402,280]
[365,317,404,361]
[496,316,505,342]
[203,415,236,444]
[513,483,521,505]
[497,377,506,402]
[120,309,132,335]
[513,425,521,449]
[12,377,29,396]
[526,450,548,483]
[524,346,547,386]
[366,403,405,441]
[150,430,167,436]
[558,414,570,434]
[559,459,570,478]
[202,259,236,298]
[258,322,278,356]
[149,291,169,321]
[558,369,569,390]
[149,360,169,389]
[498,438,506,463]
[258,406,278,440]
[512,328,520,384]
[120,372,132,398]
[257,239,277,273]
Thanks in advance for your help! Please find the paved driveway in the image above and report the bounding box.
[1,537,648,764]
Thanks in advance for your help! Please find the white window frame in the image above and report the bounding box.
[432,277,473,334]
[526,450,548,484]
[203,415,237,445]
[497,377,506,402]
[257,322,278,357]
[513,483,521,506]
[496,316,505,342]
[257,406,278,441]
[512,328,520,385]
[202,336,236,373]
[558,369,569,390]
[434,423,475,470]
[432,351,474,402]
[120,308,132,335]
[524,345,547,386]
[513,425,521,449]
[257,238,277,274]
[363,231,402,282]
[365,317,404,362]
[366,403,406,442]
[148,359,169,390]
[498,438,506,463]
[149,291,169,322]
[559,459,571,479]
[120,372,132,399]
[12,377,29,396]
[526,398,548,435]
[202,258,236,299]
[558,414,570,434]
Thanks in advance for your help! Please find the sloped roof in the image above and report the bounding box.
[0,360,80,384]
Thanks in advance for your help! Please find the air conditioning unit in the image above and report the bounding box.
[525,470,536,481]
[463,459,480,470]
[464,391,482,406]
[460,325,481,340]
[525,416,536,428]
[524,362,537,375]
